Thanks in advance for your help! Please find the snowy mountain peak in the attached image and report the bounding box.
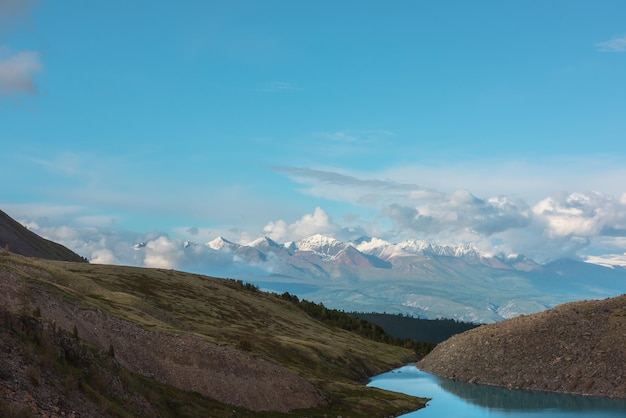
[355,237,393,251]
[204,233,513,264]
[396,239,431,254]
[206,236,237,251]
[355,237,404,260]
[395,240,480,259]
[295,234,346,257]
[245,236,281,249]
[453,243,480,259]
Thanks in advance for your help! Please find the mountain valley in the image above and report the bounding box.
[174,233,626,323]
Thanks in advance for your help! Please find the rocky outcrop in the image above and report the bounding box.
[419,295,626,398]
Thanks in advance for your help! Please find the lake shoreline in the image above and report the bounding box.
[368,365,626,418]
[418,296,626,399]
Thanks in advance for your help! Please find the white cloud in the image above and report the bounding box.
[0,1,42,96]
[274,157,626,213]
[263,219,288,242]
[90,248,119,265]
[533,191,626,238]
[4,204,122,236]
[272,166,427,210]
[584,253,626,268]
[382,191,532,245]
[271,165,626,262]
[21,220,248,276]
[596,34,626,52]
[0,48,42,95]
[143,236,184,269]
[386,190,626,262]
[594,235,626,251]
[173,226,219,243]
[263,207,339,242]
[7,154,626,269]
[385,157,626,205]
[408,190,441,200]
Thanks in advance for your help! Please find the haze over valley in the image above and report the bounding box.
[129,232,626,323]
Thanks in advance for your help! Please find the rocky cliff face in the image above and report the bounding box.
[418,295,626,398]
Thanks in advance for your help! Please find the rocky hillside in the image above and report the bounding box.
[0,210,86,263]
[0,252,424,417]
[418,295,626,398]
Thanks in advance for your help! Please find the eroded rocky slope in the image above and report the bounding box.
[0,251,422,416]
[419,295,626,398]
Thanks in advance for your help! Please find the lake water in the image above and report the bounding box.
[368,365,626,417]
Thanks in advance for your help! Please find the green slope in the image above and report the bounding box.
[0,252,426,416]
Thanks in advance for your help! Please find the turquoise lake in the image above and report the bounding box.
[367,365,626,417]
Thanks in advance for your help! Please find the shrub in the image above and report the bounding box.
[238,339,252,351]
[0,399,37,418]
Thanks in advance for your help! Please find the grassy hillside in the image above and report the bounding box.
[0,252,426,416]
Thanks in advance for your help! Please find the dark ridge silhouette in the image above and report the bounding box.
[350,312,479,343]
[0,209,87,262]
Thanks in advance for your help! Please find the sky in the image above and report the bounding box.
[2,0,626,271]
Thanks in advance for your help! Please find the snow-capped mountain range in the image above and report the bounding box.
[136,234,626,323]
[205,234,494,263]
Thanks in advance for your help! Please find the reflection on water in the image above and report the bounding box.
[438,375,626,413]
[368,365,626,418]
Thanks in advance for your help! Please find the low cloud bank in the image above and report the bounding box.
[12,187,626,273]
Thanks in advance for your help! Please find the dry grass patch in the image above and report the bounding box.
[0,254,426,416]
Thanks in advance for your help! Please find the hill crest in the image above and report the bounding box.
[0,209,86,263]
[418,295,626,398]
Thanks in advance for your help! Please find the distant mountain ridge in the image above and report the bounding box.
[2,206,625,323]
[145,233,626,323]
[196,233,525,267]
[0,209,87,263]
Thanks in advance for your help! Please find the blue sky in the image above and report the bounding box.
[2,0,626,269]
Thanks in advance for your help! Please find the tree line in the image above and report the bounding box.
[278,292,436,359]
